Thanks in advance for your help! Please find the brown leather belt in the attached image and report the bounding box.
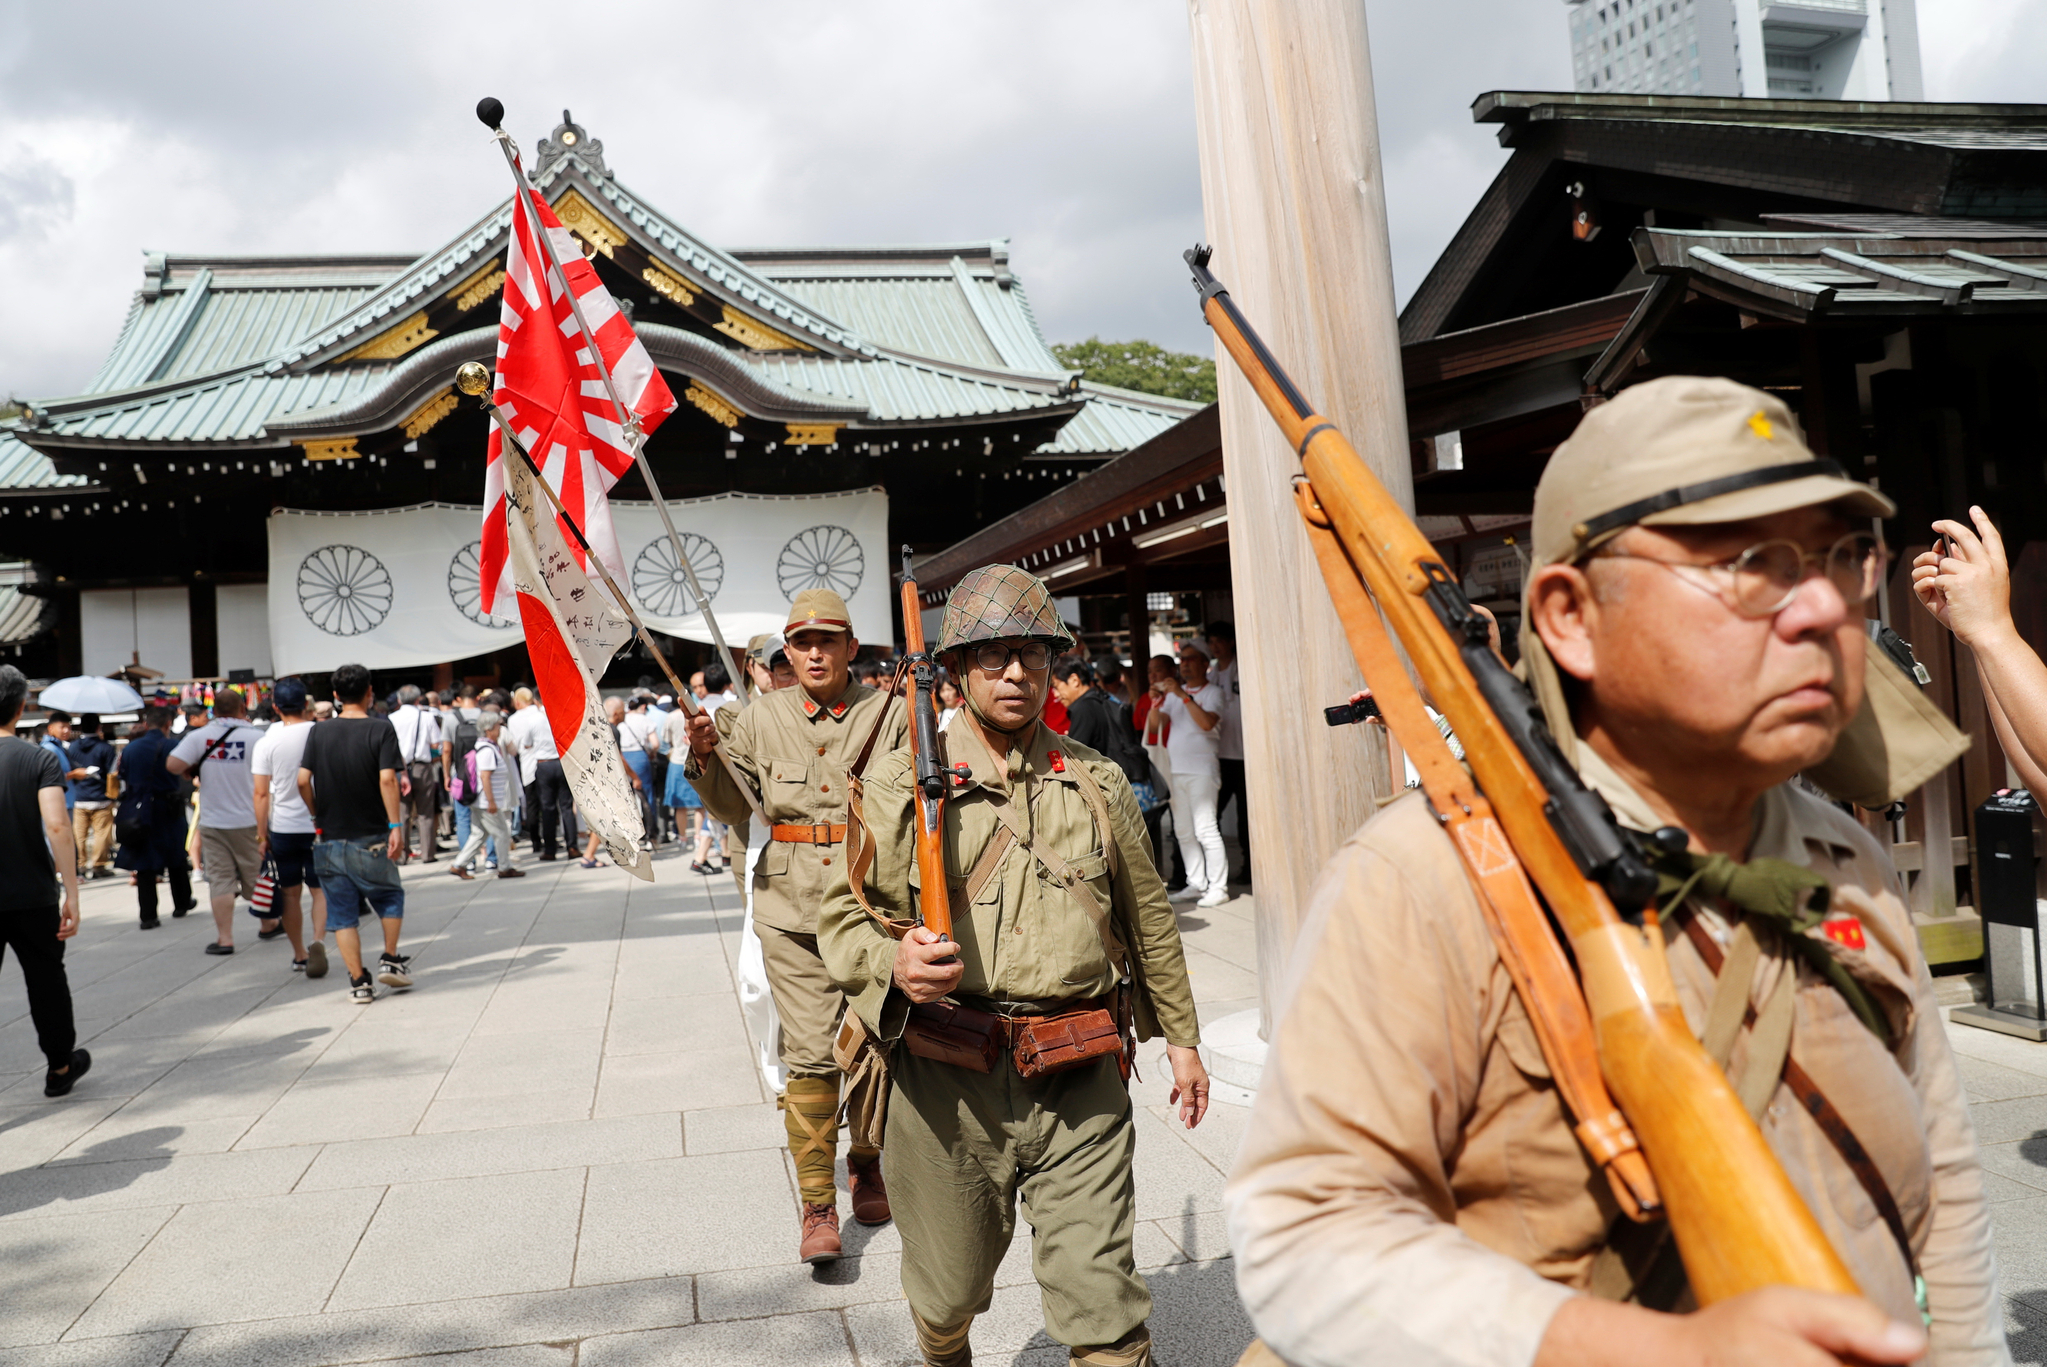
[769,823,847,845]
[961,994,1111,1045]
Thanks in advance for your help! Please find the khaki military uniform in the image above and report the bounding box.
[1228,747,2008,1367]
[820,721,1201,1363]
[690,680,907,1074]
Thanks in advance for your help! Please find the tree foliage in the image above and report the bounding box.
[1050,338,1216,405]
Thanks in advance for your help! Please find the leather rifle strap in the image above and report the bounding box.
[1678,911,1918,1280]
[842,659,922,941]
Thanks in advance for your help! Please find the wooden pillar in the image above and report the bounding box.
[1188,0,1414,1033]
[1123,563,1150,665]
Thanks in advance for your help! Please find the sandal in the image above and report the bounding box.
[578,858,599,869]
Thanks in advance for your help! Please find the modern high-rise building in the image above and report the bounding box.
[1564,0,1923,101]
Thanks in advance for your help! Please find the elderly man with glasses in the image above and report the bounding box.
[1230,377,2004,1367]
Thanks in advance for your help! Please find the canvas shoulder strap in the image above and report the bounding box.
[843,659,920,941]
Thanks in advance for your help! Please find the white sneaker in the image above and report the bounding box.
[1196,884,1230,909]
[1169,883,1204,903]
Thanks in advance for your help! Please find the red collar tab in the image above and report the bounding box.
[951,762,973,788]
[1821,914,1865,951]
[830,701,849,718]
[802,699,819,717]
[1047,749,1066,773]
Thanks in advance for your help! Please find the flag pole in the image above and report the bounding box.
[475,98,750,705]
[457,363,765,824]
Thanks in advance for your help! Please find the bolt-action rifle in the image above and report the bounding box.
[899,547,954,943]
[1186,245,1859,1304]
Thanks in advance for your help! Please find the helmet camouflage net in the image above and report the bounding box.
[938,564,1075,654]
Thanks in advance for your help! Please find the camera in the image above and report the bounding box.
[1323,697,1381,727]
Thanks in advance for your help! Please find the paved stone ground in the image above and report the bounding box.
[13,849,2047,1364]
[0,848,1259,1367]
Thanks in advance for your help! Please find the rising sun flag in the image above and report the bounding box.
[477,176,676,615]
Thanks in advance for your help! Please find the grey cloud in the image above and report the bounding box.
[0,152,75,244]
[0,0,2029,399]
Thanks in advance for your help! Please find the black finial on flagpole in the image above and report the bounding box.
[476,97,505,131]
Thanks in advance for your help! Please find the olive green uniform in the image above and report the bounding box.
[820,721,1201,1363]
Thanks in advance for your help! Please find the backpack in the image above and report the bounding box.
[447,718,482,805]
[1096,695,1151,786]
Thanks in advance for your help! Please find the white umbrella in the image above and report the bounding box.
[39,676,148,713]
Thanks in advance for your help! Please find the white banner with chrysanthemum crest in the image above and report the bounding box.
[266,487,888,674]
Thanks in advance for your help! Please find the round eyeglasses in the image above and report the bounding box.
[970,642,1053,672]
[1594,531,1885,619]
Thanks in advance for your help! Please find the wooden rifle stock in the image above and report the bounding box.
[1187,247,1858,1304]
[900,547,954,942]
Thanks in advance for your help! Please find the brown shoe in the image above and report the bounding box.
[799,1201,842,1263]
[497,867,525,879]
[848,1153,891,1225]
[449,866,473,881]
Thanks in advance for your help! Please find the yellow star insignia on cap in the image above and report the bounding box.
[1748,411,1774,441]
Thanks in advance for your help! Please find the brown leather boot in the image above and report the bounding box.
[848,1151,891,1225]
[799,1201,842,1264]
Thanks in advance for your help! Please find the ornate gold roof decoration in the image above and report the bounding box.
[403,389,459,440]
[641,263,697,308]
[714,305,811,352]
[453,262,507,313]
[553,187,626,258]
[685,382,741,428]
[784,423,841,447]
[339,312,439,363]
[301,437,362,462]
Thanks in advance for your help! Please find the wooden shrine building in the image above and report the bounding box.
[0,111,1199,685]
[914,91,2047,958]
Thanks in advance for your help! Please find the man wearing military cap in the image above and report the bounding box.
[821,564,1208,1367]
[1231,377,2003,1366]
[684,588,907,1262]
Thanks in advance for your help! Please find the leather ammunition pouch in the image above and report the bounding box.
[904,999,1004,1072]
[1010,1000,1124,1080]
[905,993,1125,1081]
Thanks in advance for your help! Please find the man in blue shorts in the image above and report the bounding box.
[296,664,411,1005]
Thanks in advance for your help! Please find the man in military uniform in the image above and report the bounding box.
[821,565,1209,1367]
[685,590,906,1262]
[1230,378,2004,1366]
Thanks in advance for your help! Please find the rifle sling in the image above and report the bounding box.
[1678,909,1918,1284]
[843,659,922,940]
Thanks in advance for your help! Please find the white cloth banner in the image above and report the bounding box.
[267,487,890,674]
[503,454,651,881]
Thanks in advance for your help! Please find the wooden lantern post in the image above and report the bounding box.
[1187,0,1414,1033]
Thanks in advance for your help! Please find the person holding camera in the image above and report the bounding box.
[1911,504,2047,794]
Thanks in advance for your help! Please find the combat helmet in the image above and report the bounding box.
[937,564,1074,654]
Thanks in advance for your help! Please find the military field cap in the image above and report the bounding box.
[785,588,853,636]
[939,564,1075,653]
[744,633,784,664]
[1532,376,1895,571]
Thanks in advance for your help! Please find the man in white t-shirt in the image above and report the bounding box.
[389,686,444,864]
[167,687,264,954]
[1155,643,1229,908]
[251,679,327,978]
[1204,620,1249,887]
[450,711,522,881]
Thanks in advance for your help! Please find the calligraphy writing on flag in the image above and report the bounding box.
[503,452,652,881]
[479,179,677,615]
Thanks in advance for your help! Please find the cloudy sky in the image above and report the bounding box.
[0,0,2040,399]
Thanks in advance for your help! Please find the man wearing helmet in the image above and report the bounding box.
[684,589,908,1264]
[821,564,1208,1367]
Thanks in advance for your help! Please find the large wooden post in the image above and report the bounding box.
[1187,0,1413,1034]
